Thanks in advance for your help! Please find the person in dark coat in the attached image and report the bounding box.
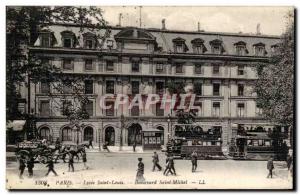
[82,152,88,170]
[267,157,274,178]
[163,155,175,176]
[27,157,35,177]
[133,141,137,152]
[68,154,74,172]
[88,139,93,149]
[152,151,162,171]
[135,158,145,183]
[287,155,292,170]
[191,151,198,172]
[18,155,26,179]
[45,157,58,176]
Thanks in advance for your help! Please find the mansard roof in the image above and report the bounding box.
[34,24,280,56]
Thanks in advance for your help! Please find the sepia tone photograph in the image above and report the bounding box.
[5,6,295,190]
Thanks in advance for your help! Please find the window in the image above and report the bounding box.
[62,127,72,141]
[238,65,244,75]
[131,105,139,116]
[84,127,93,141]
[84,80,93,94]
[85,59,93,71]
[156,63,164,73]
[105,101,115,116]
[212,46,221,54]
[40,127,50,140]
[40,100,50,116]
[63,84,73,94]
[256,104,263,115]
[84,101,93,116]
[236,45,246,56]
[156,102,164,116]
[213,83,220,96]
[175,44,184,53]
[106,81,114,94]
[106,61,114,72]
[212,102,220,117]
[131,81,139,95]
[84,39,95,49]
[194,82,202,95]
[254,44,265,56]
[156,82,164,95]
[132,61,140,72]
[194,45,203,54]
[237,103,245,117]
[41,81,50,94]
[175,63,183,73]
[62,59,73,70]
[238,84,244,96]
[195,64,202,74]
[63,37,72,48]
[192,100,202,116]
[212,64,220,74]
[61,100,72,115]
[41,33,51,47]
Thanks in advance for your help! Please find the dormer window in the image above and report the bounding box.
[83,32,97,49]
[172,37,188,53]
[253,42,266,56]
[40,33,51,47]
[234,41,248,56]
[61,31,76,48]
[191,38,207,54]
[271,44,280,55]
[209,39,224,55]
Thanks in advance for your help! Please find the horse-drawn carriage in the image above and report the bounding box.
[15,140,88,164]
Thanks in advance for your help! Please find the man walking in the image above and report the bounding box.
[68,154,74,172]
[191,151,198,172]
[82,152,89,170]
[88,138,93,149]
[164,154,175,176]
[267,157,274,178]
[135,158,145,183]
[152,151,162,171]
[27,157,35,178]
[45,157,58,176]
[18,155,26,179]
[103,141,110,152]
[133,141,136,152]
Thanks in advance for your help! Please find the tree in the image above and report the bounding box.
[6,6,110,141]
[254,12,294,127]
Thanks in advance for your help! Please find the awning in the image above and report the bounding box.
[142,128,162,132]
[7,120,26,131]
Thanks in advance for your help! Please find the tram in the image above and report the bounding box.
[166,124,225,159]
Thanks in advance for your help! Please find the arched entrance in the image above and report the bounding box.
[128,123,142,146]
[105,127,115,146]
[84,126,93,141]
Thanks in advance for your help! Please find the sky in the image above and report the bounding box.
[100,6,293,35]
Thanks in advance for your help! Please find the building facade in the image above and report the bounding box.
[17,23,282,151]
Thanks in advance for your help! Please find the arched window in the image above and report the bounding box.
[105,127,115,146]
[84,126,93,141]
[40,127,50,140]
[62,127,72,141]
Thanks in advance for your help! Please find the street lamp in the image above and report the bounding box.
[167,114,171,142]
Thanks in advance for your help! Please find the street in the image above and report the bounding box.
[6,151,293,190]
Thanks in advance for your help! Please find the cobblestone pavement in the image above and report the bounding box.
[6,151,293,190]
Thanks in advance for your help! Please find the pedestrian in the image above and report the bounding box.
[135,157,145,183]
[267,157,274,178]
[45,157,58,176]
[133,141,136,152]
[88,138,93,149]
[27,157,35,178]
[103,141,110,152]
[18,155,26,179]
[68,154,74,172]
[286,155,292,170]
[191,151,198,172]
[163,154,174,176]
[82,152,89,170]
[152,151,162,171]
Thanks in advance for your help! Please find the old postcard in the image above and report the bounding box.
[6,6,295,190]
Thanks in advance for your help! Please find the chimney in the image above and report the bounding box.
[197,22,200,32]
[162,19,166,30]
[256,23,261,35]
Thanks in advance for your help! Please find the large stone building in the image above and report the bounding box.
[17,22,282,151]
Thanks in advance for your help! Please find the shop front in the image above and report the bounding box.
[142,128,164,150]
